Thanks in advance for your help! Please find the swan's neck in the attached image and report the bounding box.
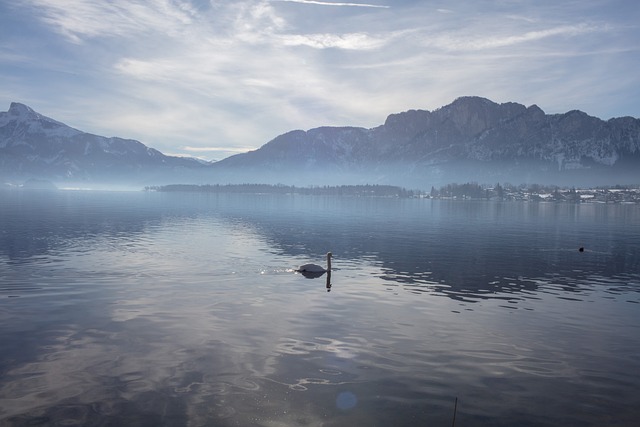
[327,254,332,271]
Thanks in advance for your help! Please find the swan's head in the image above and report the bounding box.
[327,252,332,259]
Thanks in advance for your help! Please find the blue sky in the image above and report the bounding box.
[1,0,639,160]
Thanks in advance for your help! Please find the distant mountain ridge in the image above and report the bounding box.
[214,96,640,186]
[1,97,639,188]
[0,102,208,185]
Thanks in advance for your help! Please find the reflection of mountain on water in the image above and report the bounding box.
[213,196,640,302]
[0,191,164,262]
[2,191,637,302]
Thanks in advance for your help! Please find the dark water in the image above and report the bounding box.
[1,190,639,426]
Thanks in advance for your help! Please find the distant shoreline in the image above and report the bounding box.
[144,183,416,198]
[144,183,640,204]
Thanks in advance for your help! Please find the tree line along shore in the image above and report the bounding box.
[144,183,640,203]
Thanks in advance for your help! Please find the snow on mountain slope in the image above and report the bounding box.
[0,102,207,184]
[213,97,640,186]
[219,97,639,168]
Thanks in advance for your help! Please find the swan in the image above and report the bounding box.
[297,252,332,274]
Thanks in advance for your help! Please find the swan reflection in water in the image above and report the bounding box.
[296,252,333,291]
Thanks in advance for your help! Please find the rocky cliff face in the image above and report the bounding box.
[215,96,640,186]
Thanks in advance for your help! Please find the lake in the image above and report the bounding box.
[1,190,639,426]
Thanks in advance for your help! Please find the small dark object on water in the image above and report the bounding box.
[579,247,584,252]
[451,397,458,427]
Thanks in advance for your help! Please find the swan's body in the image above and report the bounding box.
[297,252,332,274]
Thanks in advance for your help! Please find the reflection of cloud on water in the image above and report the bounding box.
[275,337,358,360]
[268,376,347,392]
[0,322,183,421]
[1,231,351,424]
[0,314,285,424]
[4,193,640,425]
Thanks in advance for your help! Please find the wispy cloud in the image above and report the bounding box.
[278,32,387,49]
[272,0,389,8]
[427,23,602,52]
[24,0,197,43]
[183,146,255,153]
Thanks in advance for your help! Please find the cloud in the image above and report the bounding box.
[23,0,197,43]
[271,0,389,8]
[278,32,387,49]
[427,23,602,52]
[182,146,255,153]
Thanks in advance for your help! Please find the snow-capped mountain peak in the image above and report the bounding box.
[1,102,81,139]
[8,102,36,117]
[0,102,208,185]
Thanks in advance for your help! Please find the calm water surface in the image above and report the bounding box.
[1,190,639,426]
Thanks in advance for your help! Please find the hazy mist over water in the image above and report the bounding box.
[1,190,639,426]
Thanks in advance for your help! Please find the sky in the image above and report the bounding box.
[1,0,639,160]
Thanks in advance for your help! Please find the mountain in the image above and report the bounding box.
[2,98,639,189]
[214,96,640,187]
[0,102,209,186]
